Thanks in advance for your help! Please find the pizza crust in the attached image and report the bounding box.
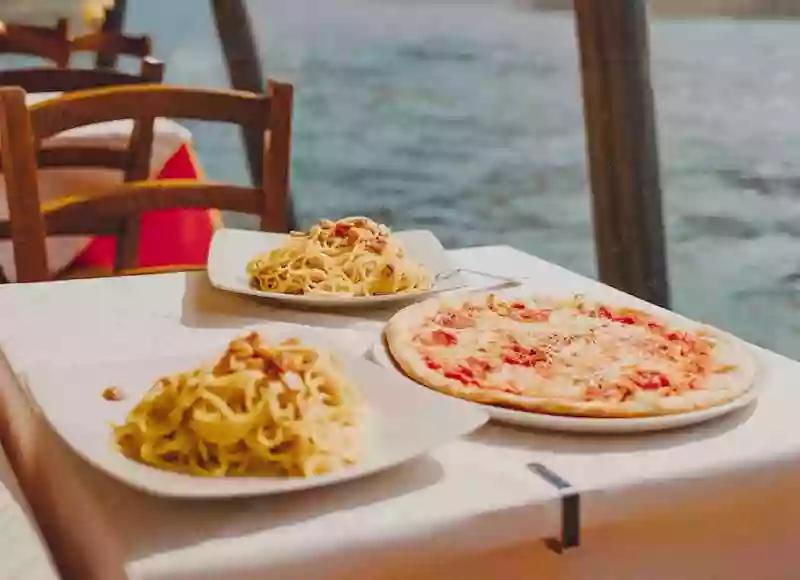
[384,293,759,418]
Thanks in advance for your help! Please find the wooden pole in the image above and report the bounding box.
[210,0,263,185]
[210,0,296,229]
[95,0,127,69]
[574,0,670,307]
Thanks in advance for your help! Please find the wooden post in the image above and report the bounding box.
[96,0,127,69]
[210,0,296,229]
[210,0,263,186]
[574,0,670,307]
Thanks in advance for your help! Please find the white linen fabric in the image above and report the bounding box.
[0,93,193,281]
[0,246,798,579]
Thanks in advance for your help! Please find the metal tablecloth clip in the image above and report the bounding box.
[528,462,580,553]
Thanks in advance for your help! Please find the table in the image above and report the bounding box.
[0,93,194,281]
[1,245,800,580]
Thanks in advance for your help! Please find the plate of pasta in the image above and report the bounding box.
[207,218,465,306]
[23,327,487,498]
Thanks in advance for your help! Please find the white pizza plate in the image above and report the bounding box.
[370,337,759,434]
[22,326,488,499]
[207,228,465,307]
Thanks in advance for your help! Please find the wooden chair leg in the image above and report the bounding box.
[0,265,9,284]
[114,220,141,272]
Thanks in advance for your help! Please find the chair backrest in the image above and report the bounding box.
[0,18,153,68]
[0,55,164,94]
[0,57,164,177]
[71,31,152,62]
[0,19,71,67]
[0,81,294,282]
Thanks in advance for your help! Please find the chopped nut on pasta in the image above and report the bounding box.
[113,332,366,477]
[246,216,431,296]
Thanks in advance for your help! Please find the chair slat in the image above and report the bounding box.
[30,84,270,140]
[0,19,70,67]
[0,18,154,66]
[0,65,162,94]
[0,147,130,172]
[37,147,130,170]
[71,32,151,59]
[0,182,262,238]
[0,58,163,175]
[39,181,263,236]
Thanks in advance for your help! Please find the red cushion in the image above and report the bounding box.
[69,144,217,270]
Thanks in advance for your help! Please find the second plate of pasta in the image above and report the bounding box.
[23,325,488,498]
[206,224,465,307]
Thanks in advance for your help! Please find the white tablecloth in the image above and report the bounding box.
[0,93,193,281]
[1,244,800,579]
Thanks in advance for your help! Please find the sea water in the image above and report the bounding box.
[103,0,800,359]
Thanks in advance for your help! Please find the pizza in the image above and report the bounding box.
[384,293,757,418]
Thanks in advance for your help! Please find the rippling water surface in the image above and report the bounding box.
[123,1,799,358]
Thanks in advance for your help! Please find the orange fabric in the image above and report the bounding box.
[68,143,218,271]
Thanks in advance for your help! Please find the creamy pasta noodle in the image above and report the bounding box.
[114,332,365,477]
[246,216,432,296]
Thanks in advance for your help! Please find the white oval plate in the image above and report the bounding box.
[23,326,488,498]
[370,338,759,434]
[207,228,465,307]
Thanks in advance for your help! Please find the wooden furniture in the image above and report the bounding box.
[0,91,198,285]
[97,0,299,229]
[0,81,293,282]
[0,18,71,67]
[0,16,152,68]
[71,28,152,63]
[0,57,164,180]
[0,20,164,285]
[0,15,162,93]
[60,141,222,281]
[0,56,163,96]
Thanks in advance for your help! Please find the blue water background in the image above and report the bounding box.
[69,1,800,359]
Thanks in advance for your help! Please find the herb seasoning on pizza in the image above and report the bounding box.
[384,293,756,418]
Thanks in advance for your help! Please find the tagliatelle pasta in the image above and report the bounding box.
[246,216,432,296]
[113,332,366,477]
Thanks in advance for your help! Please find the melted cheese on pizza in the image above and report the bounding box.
[411,294,723,404]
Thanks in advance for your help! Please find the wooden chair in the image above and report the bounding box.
[71,30,152,65]
[0,18,153,69]
[0,56,164,94]
[0,21,164,283]
[0,19,71,67]
[0,82,294,282]
[0,57,164,176]
[0,23,165,211]
[0,17,163,97]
